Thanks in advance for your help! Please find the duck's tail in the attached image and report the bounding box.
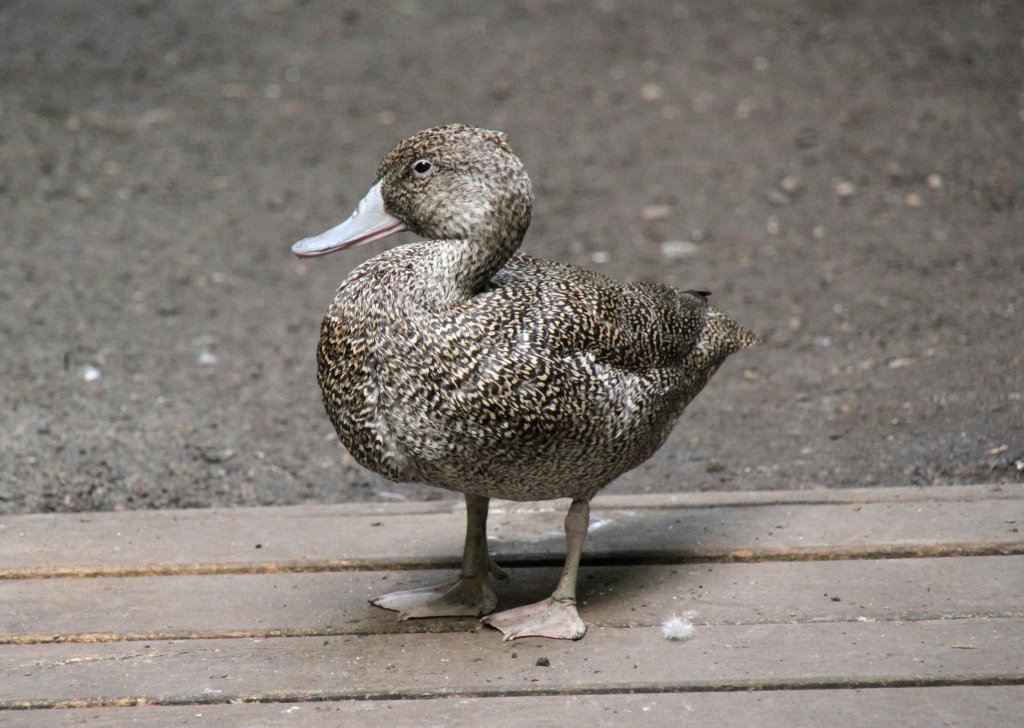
[705,307,760,355]
[679,295,759,382]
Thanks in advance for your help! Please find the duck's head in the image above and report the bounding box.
[292,124,533,258]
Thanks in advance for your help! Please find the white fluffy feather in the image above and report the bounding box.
[661,615,696,641]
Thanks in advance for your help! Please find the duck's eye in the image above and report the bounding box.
[412,159,433,176]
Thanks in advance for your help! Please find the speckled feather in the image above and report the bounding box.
[315,125,756,501]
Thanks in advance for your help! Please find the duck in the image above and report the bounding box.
[292,124,756,640]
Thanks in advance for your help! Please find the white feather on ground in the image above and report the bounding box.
[661,615,696,641]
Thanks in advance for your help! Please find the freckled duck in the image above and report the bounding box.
[291,124,756,640]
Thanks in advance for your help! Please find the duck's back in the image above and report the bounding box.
[318,250,756,501]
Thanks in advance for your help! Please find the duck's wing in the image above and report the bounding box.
[480,254,756,372]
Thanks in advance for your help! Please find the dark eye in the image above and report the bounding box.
[412,159,433,176]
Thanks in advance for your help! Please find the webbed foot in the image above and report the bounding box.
[372,575,497,619]
[482,597,586,640]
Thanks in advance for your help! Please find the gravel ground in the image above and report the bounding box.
[1,1,1021,514]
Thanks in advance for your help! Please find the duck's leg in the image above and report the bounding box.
[371,492,506,619]
[483,498,589,640]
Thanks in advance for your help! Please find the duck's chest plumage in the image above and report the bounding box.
[316,245,749,501]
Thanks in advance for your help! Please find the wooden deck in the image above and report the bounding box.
[1,484,1022,726]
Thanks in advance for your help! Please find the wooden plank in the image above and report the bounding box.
[2,619,1021,708]
[595,483,1022,506]
[3,557,1022,643]
[2,486,1021,577]
[8,686,1023,728]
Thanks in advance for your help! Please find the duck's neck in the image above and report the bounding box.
[448,216,529,296]
[415,189,532,308]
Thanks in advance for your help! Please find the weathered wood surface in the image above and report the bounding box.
[0,484,1021,726]
[7,688,1023,728]
[4,619,1022,705]
[3,557,1022,643]
[2,484,1020,578]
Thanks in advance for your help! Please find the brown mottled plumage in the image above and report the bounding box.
[293,124,756,640]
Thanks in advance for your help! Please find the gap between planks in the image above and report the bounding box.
[5,675,1024,711]
[4,544,1023,581]
[5,613,1023,647]
[6,687,1024,728]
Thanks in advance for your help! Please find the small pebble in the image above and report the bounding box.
[198,350,218,365]
[904,192,923,208]
[926,173,944,190]
[835,180,856,199]
[82,366,101,382]
[535,657,550,667]
[642,204,672,221]
[660,240,699,258]
[640,83,664,102]
[779,175,802,194]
